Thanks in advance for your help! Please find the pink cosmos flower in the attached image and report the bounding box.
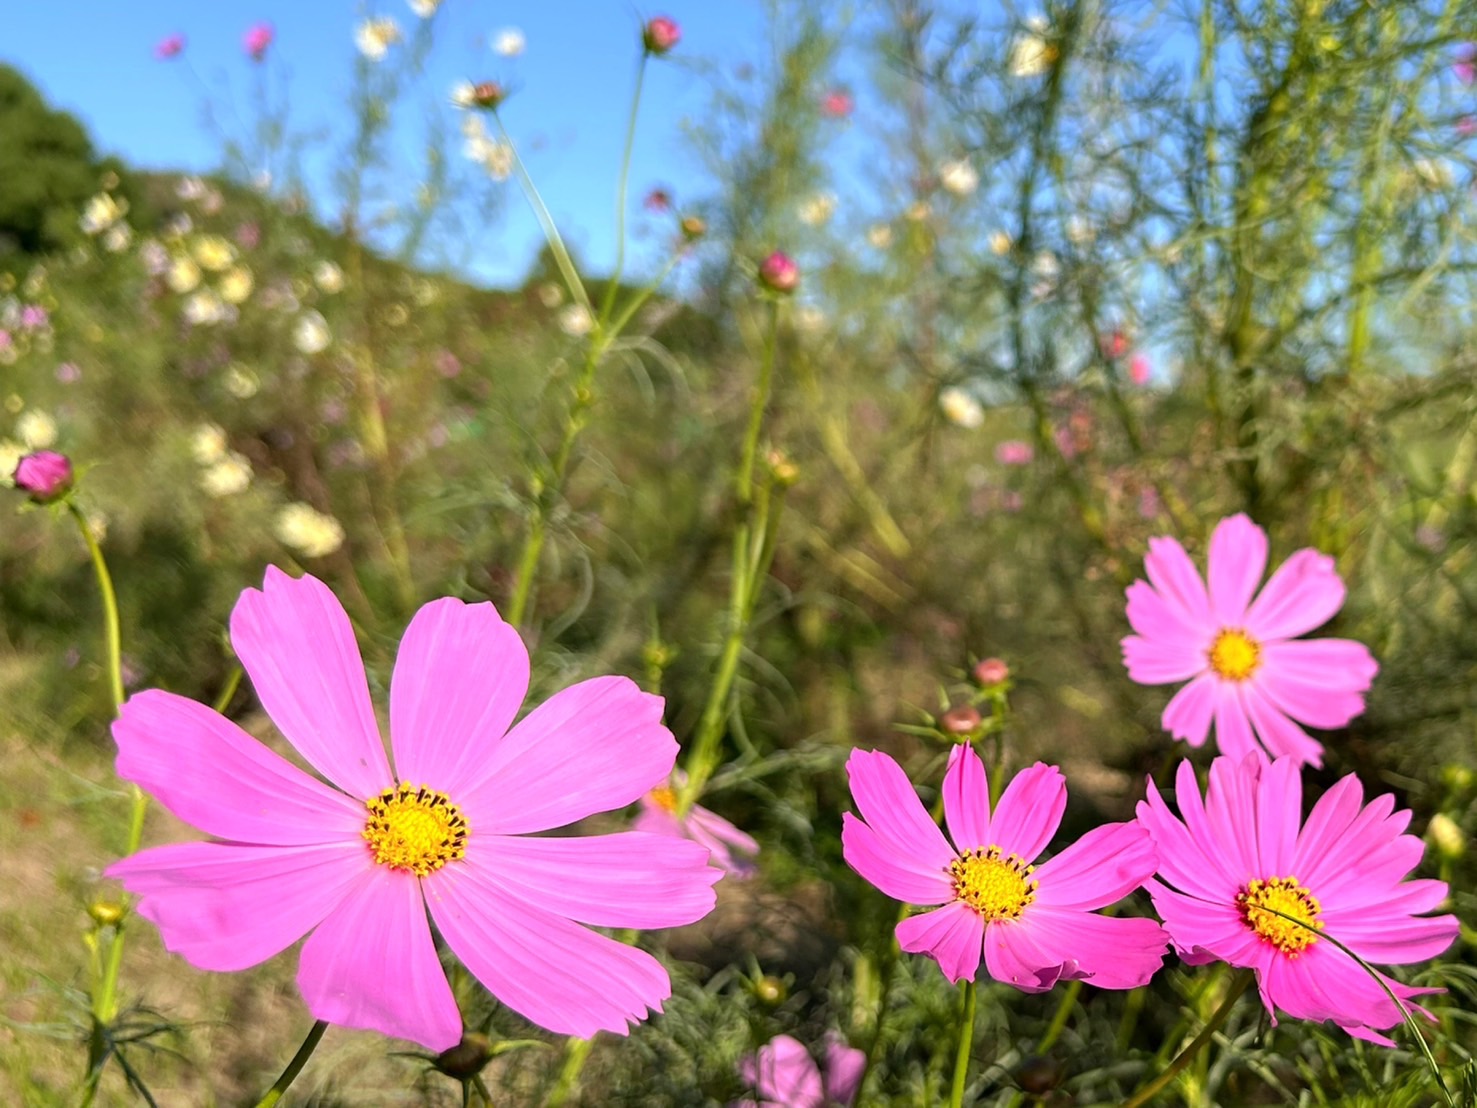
[1456,44,1476,86]
[1121,513,1378,767]
[842,746,1167,990]
[643,16,680,56]
[634,774,759,878]
[644,187,673,212]
[1138,754,1458,1045]
[243,22,274,61]
[154,33,185,60]
[1129,353,1151,385]
[995,440,1033,466]
[737,1033,866,1108]
[820,89,854,118]
[13,451,73,502]
[759,251,799,294]
[107,568,721,1051]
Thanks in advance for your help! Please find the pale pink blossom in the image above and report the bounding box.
[736,1033,865,1108]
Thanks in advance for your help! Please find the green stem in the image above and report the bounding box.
[494,115,591,315]
[213,664,244,714]
[597,55,648,327]
[1037,979,1081,1053]
[948,979,977,1108]
[1121,969,1252,1108]
[68,502,124,711]
[546,1036,593,1107]
[253,1020,329,1108]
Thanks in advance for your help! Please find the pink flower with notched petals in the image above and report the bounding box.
[1138,754,1458,1045]
[737,1033,865,1108]
[635,774,759,878]
[842,746,1167,991]
[1121,513,1378,767]
[107,568,720,1051]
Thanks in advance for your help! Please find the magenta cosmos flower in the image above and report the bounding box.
[842,746,1167,990]
[1122,513,1378,767]
[737,1033,865,1108]
[107,568,720,1051]
[634,774,760,878]
[243,21,273,61]
[1138,755,1458,1044]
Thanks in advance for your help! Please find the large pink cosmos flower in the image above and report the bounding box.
[842,746,1167,990]
[736,1033,865,1108]
[634,774,760,878]
[1122,513,1378,767]
[1138,754,1458,1044]
[107,568,720,1051]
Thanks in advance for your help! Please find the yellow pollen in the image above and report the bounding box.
[363,783,469,877]
[649,784,678,813]
[1238,876,1324,956]
[950,846,1037,921]
[1209,628,1261,681]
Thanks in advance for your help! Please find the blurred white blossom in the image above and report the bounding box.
[293,311,332,354]
[199,452,253,497]
[866,223,893,249]
[1009,19,1055,77]
[558,304,593,337]
[191,423,228,465]
[799,191,837,226]
[355,16,402,60]
[80,194,126,235]
[939,158,979,196]
[939,387,984,429]
[17,409,57,449]
[493,27,525,56]
[314,261,345,294]
[276,502,346,558]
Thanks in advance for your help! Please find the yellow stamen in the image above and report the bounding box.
[1238,876,1323,956]
[1209,628,1261,681]
[648,784,678,814]
[363,783,469,876]
[950,846,1037,921]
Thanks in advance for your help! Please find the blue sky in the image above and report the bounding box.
[2,1,771,287]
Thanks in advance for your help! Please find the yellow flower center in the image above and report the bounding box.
[648,784,678,813]
[950,846,1038,921]
[1208,628,1261,681]
[1238,876,1324,956]
[363,783,469,876]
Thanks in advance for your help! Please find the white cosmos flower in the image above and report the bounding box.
[293,311,332,354]
[939,158,979,196]
[199,452,253,497]
[355,16,402,61]
[409,0,440,17]
[275,502,346,557]
[493,27,525,56]
[313,261,345,294]
[558,304,593,337]
[939,386,984,429]
[798,191,837,226]
[191,423,228,465]
[17,409,58,449]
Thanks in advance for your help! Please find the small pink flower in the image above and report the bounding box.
[13,451,73,502]
[21,305,49,330]
[243,22,274,61]
[759,251,799,294]
[995,440,1033,466]
[56,362,83,384]
[737,1033,865,1108]
[235,222,261,249]
[1129,353,1151,385]
[434,349,462,378]
[634,775,759,878]
[154,33,186,60]
[1456,44,1476,86]
[843,746,1167,991]
[973,657,1009,686]
[820,89,854,118]
[644,187,673,212]
[643,16,680,56]
[1458,115,1477,138]
[1138,754,1458,1045]
[107,569,720,1050]
[1099,329,1129,359]
[1121,513,1378,767]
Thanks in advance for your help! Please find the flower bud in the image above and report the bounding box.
[758,251,799,295]
[754,975,787,1005]
[88,900,125,927]
[940,704,982,737]
[767,449,799,488]
[13,450,73,503]
[434,1032,494,1080]
[1427,813,1465,861]
[973,657,1010,686]
[643,16,681,55]
[679,214,707,241]
[470,80,506,110]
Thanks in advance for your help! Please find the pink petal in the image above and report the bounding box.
[1240,684,1325,767]
[389,597,530,788]
[687,803,761,857]
[1260,944,1410,1035]
[823,1038,866,1107]
[229,567,391,798]
[1207,514,1268,626]
[461,676,674,834]
[896,901,984,983]
[461,831,718,928]
[107,839,367,971]
[1251,754,1302,875]
[1323,910,1459,964]
[743,1036,824,1108]
[1146,882,1264,966]
[297,865,461,1050]
[1258,639,1376,728]
[1124,580,1205,649]
[1122,633,1206,685]
[113,689,368,845]
[1244,548,1346,641]
[1032,821,1158,911]
[426,862,672,1037]
[1161,673,1217,746]
[632,804,682,838]
[990,763,1065,861]
[845,750,954,870]
[1290,774,1365,878]
[943,743,991,853]
[1136,777,1241,903]
[842,814,954,905]
[1211,682,1259,760]
[1024,907,1167,989]
[983,919,1070,992]
[1142,535,1212,629]
[1203,754,1263,879]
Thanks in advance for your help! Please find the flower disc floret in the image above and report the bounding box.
[1208,628,1260,681]
[364,783,468,876]
[950,846,1036,920]
[1238,876,1322,955]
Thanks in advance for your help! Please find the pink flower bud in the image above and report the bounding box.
[644,187,673,212]
[13,451,73,503]
[244,22,274,61]
[643,16,680,56]
[758,251,799,294]
[973,657,1010,686]
[940,704,983,736]
[821,89,854,118]
[1129,353,1151,385]
[470,80,506,110]
[154,34,186,60]
[1099,329,1129,359]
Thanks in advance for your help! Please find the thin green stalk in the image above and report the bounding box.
[546,1036,594,1107]
[597,55,648,327]
[948,980,977,1108]
[493,115,591,315]
[253,1020,329,1108]
[68,502,124,711]
[1037,979,1081,1053]
[213,664,244,714]
[1121,969,1252,1108]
